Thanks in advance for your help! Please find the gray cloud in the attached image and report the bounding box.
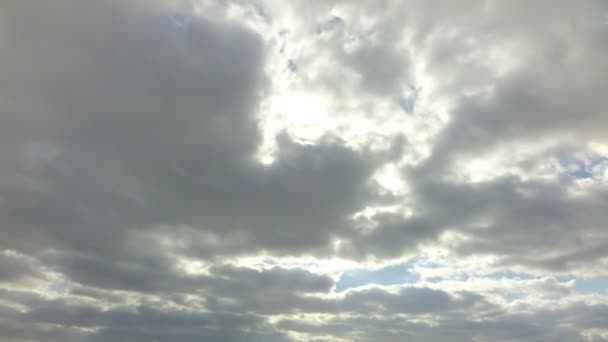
[1,0,608,341]
[0,252,44,283]
[0,290,293,342]
[277,300,607,342]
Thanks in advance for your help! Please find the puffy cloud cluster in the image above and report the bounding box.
[1,0,608,340]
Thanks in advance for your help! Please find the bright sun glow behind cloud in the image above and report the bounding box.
[1,1,608,341]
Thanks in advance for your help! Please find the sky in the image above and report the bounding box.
[1,0,608,341]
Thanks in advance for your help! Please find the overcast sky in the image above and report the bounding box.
[1,1,608,341]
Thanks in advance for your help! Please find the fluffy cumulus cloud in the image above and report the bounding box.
[1,0,608,341]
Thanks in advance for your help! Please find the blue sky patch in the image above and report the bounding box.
[573,277,608,294]
[48,282,66,295]
[336,262,419,291]
[560,156,607,179]
[399,85,420,114]
[287,59,297,73]
[318,16,344,33]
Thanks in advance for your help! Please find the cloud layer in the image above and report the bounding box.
[1,0,608,341]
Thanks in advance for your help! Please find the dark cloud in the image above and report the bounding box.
[0,252,44,283]
[277,301,603,342]
[1,0,608,341]
[0,285,502,341]
[209,264,335,294]
[0,0,385,263]
[0,289,293,342]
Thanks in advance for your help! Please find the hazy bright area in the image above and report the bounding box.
[1,1,608,341]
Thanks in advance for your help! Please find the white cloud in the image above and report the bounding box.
[1,0,608,340]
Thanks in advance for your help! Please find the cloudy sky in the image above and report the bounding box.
[1,0,608,341]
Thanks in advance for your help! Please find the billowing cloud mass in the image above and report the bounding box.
[1,0,608,341]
